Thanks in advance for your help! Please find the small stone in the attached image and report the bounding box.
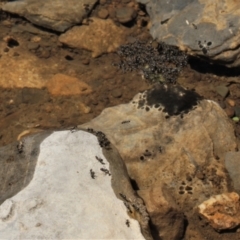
[138,10,146,16]
[98,9,109,19]
[115,7,136,23]
[27,42,40,50]
[215,85,229,98]
[111,89,122,98]
[198,192,240,231]
[81,58,90,65]
[232,116,239,122]
[234,106,240,117]
[13,52,19,57]
[225,107,235,118]
[227,99,235,107]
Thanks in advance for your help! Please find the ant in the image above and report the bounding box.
[90,169,96,179]
[95,156,105,165]
[100,168,111,176]
[126,219,130,227]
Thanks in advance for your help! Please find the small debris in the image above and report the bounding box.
[215,85,229,98]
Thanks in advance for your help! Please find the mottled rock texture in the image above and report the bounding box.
[137,0,240,67]
[198,192,240,231]
[2,0,98,32]
[80,84,239,239]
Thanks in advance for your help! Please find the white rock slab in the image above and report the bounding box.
[0,130,144,240]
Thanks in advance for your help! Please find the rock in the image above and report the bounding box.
[232,116,240,122]
[46,73,92,96]
[59,18,128,58]
[80,84,238,239]
[225,152,240,192]
[115,7,136,23]
[0,131,145,239]
[2,0,98,32]
[136,0,240,67]
[215,85,229,98]
[111,89,122,98]
[198,192,240,231]
[98,8,109,19]
[27,42,39,51]
[0,40,58,89]
[227,99,235,107]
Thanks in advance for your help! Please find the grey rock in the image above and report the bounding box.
[2,0,98,32]
[225,152,240,192]
[215,85,229,98]
[136,0,240,67]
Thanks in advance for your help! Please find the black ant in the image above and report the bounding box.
[90,169,96,179]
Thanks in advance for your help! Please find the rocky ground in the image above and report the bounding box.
[1,0,240,239]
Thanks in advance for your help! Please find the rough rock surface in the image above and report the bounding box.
[79,84,239,239]
[198,192,240,231]
[137,0,240,67]
[0,131,145,240]
[59,18,128,57]
[1,0,98,32]
[46,73,92,96]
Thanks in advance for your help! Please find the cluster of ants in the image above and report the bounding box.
[90,155,111,180]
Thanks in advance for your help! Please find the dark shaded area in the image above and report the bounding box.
[130,178,139,190]
[146,84,202,116]
[7,38,19,48]
[0,131,52,205]
[189,56,240,77]
[115,40,188,83]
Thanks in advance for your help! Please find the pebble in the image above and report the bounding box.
[215,85,229,98]
[111,89,122,98]
[232,117,239,122]
[98,9,109,19]
[234,106,240,117]
[225,107,235,118]
[81,58,90,65]
[227,98,235,107]
[27,42,40,50]
[115,7,136,23]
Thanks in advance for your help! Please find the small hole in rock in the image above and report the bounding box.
[179,191,185,194]
[7,38,19,48]
[207,41,212,46]
[65,55,74,61]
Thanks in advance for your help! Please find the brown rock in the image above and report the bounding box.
[138,186,185,240]
[227,98,235,107]
[115,7,136,23]
[198,192,240,231]
[97,8,109,19]
[59,18,127,58]
[111,89,122,98]
[0,40,56,88]
[46,73,92,96]
[80,85,237,239]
